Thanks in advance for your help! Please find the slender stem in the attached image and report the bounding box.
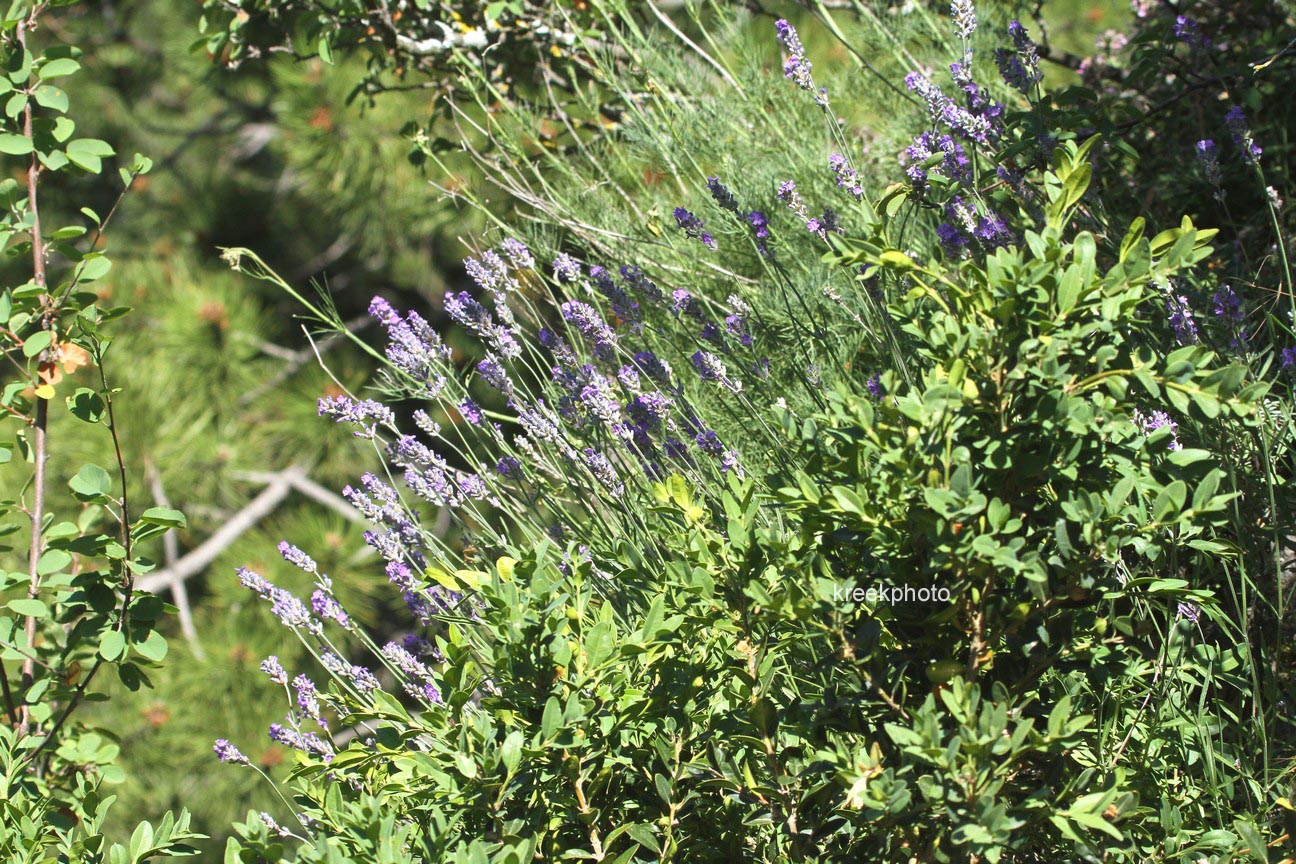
[17,10,48,738]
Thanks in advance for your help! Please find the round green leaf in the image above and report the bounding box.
[8,598,47,618]
[99,629,126,661]
[69,463,112,499]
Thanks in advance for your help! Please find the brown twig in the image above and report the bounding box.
[17,7,50,739]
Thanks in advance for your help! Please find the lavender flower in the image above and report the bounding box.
[1281,347,1296,371]
[746,210,771,256]
[445,290,520,359]
[498,237,535,270]
[459,400,482,425]
[721,449,745,478]
[1167,294,1198,344]
[495,455,522,478]
[691,350,741,392]
[368,296,401,329]
[999,20,1043,93]
[561,300,619,360]
[775,19,828,106]
[1225,107,1262,165]
[1212,284,1246,350]
[552,253,582,282]
[950,0,976,40]
[583,447,625,497]
[866,374,883,399]
[706,177,740,212]
[476,354,515,396]
[382,641,443,705]
[214,739,248,764]
[380,309,452,397]
[1176,600,1201,623]
[725,295,754,347]
[261,655,288,685]
[293,674,323,722]
[1133,408,1182,450]
[1195,139,1222,189]
[828,154,863,200]
[777,180,828,239]
[277,541,318,575]
[674,207,716,249]
[1172,16,1210,51]
[937,223,968,259]
[317,395,394,440]
[633,351,674,385]
[974,213,1013,249]
[311,589,350,628]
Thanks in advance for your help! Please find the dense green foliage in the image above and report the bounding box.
[2,0,1296,861]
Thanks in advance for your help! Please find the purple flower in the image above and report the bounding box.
[445,290,520,359]
[1195,139,1222,188]
[1167,294,1198,344]
[214,739,248,765]
[498,238,534,270]
[495,455,522,478]
[937,223,968,258]
[1281,347,1296,371]
[368,296,401,329]
[1176,600,1201,623]
[379,309,452,398]
[746,210,771,255]
[277,541,318,575]
[672,289,703,320]
[261,656,288,685]
[552,253,581,282]
[674,206,716,249]
[974,213,1013,249]
[318,395,394,440]
[866,374,883,399]
[293,674,323,722]
[775,19,827,106]
[1225,107,1262,165]
[725,295,754,347]
[476,354,515,396]
[1212,285,1246,351]
[459,400,482,425]
[950,0,976,40]
[1133,408,1182,450]
[721,449,745,478]
[691,350,741,392]
[706,177,739,212]
[311,589,350,627]
[583,447,625,497]
[828,154,863,200]
[996,20,1043,93]
[1172,16,1211,51]
[633,351,673,385]
[561,300,618,360]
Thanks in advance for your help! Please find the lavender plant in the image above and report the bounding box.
[213,2,1294,862]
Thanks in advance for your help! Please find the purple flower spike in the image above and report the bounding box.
[674,207,716,249]
[214,739,249,765]
[261,655,288,685]
[775,19,828,106]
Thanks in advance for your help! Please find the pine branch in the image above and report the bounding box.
[135,465,364,595]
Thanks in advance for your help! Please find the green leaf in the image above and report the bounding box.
[69,463,112,500]
[65,138,114,173]
[138,507,186,529]
[23,329,51,357]
[32,84,67,113]
[500,730,523,774]
[0,132,31,154]
[99,629,126,661]
[8,598,47,617]
[38,58,80,79]
[133,629,168,662]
